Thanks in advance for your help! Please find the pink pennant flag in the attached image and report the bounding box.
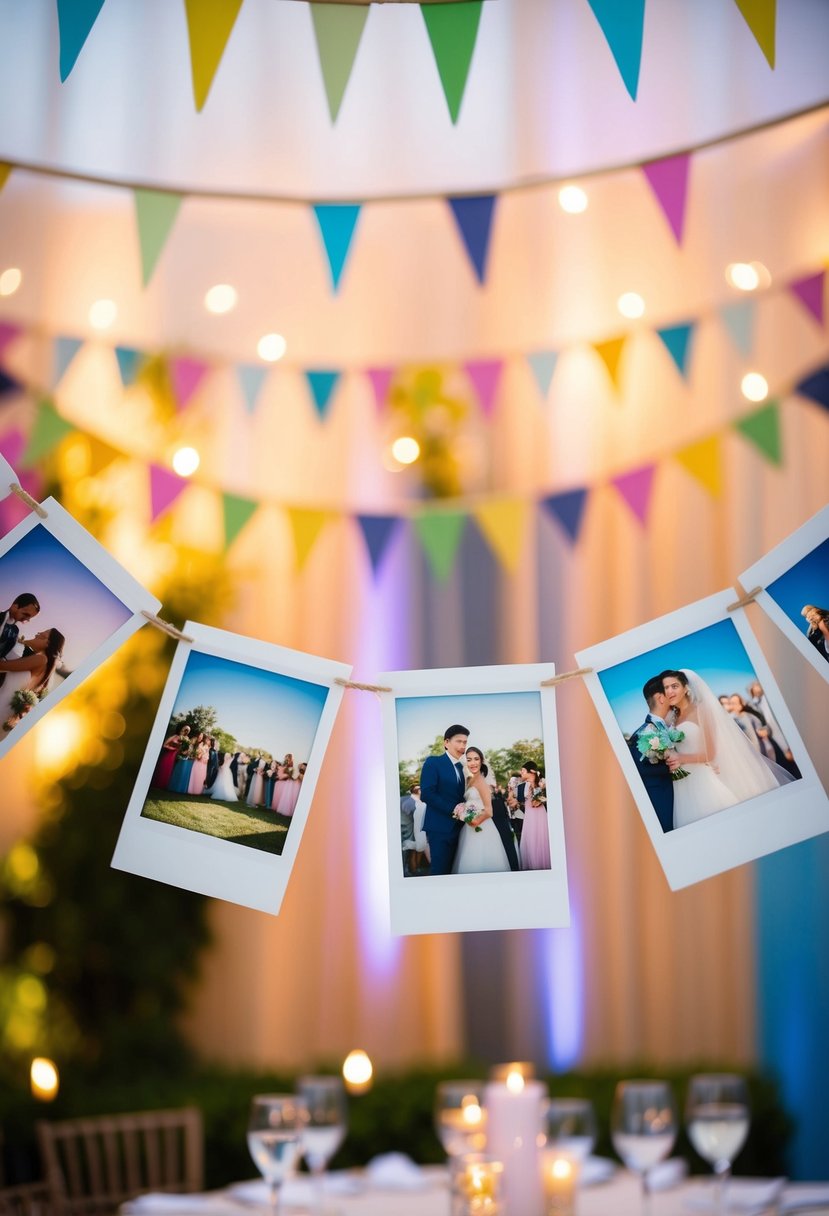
[149,464,188,522]
[366,366,394,412]
[788,271,825,327]
[611,463,657,524]
[169,355,210,410]
[642,153,691,244]
[464,358,504,417]
[0,322,23,360]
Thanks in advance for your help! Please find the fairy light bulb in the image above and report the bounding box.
[205,284,237,314]
[391,436,420,465]
[89,299,117,330]
[257,333,287,362]
[741,372,768,402]
[558,185,588,214]
[617,292,645,319]
[172,446,200,476]
[0,267,22,296]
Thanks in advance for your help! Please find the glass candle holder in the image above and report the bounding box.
[542,1150,578,1216]
[456,1155,504,1216]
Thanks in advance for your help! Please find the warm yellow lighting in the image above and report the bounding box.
[31,1057,59,1102]
[88,299,117,330]
[741,372,768,402]
[205,284,238,314]
[172,446,200,477]
[7,843,39,884]
[35,708,86,774]
[257,333,287,362]
[617,292,645,319]
[558,185,588,214]
[391,436,420,465]
[342,1049,373,1094]
[462,1100,483,1126]
[0,267,22,296]
[551,1157,574,1180]
[506,1070,525,1094]
[726,261,770,291]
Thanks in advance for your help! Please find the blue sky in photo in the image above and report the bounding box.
[766,535,829,631]
[170,649,328,756]
[396,689,543,764]
[0,524,131,669]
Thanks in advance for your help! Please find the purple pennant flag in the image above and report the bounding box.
[788,271,825,327]
[0,428,42,533]
[149,464,188,522]
[795,363,829,414]
[612,464,657,524]
[464,358,503,417]
[540,487,589,543]
[0,321,23,360]
[356,514,403,575]
[642,153,691,244]
[447,195,497,284]
[366,367,394,412]
[170,356,210,410]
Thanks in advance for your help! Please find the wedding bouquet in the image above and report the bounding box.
[636,725,689,780]
[453,804,483,832]
[2,688,39,732]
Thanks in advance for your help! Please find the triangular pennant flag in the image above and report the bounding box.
[794,364,829,414]
[473,499,527,573]
[656,322,695,377]
[149,464,188,523]
[134,189,183,286]
[305,370,340,420]
[593,335,627,391]
[0,428,25,473]
[540,488,589,543]
[312,204,362,292]
[21,400,76,467]
[447,195,497,284]
[310,3,369,122]
[0,322,23,358]
[585,0,646,100]
[0,163,11,192]
[675,435,723,497]
[0,368,23,399]
[115,345,144,387]
[86,435,121,477]
[719,299,756,356]
[56,0,106,81]
[734,401,782,465]
[733,0,776,68]
[237,364,268,414]
[421,1,483,123]
[366,367,394,412]
[526,350,559,399]
[0,430,42,531]
[222,492,259,548]
[286,506,332,571]
[356,514,403,575]
[612,464,657,524]
[788,270,825,327]
[642,154,691,244]
[413,509,467,582]
[53,337,83,386]
[184,0,244,111]
[169,356,210,410]
[464,358,504,417]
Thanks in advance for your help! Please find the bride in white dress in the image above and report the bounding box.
[663,669,794,829]
[208,752,240,802]
[0,628,65,727]
[452,747,511,875]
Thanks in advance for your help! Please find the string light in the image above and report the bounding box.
[726,261,770,291]
[172,446,200,476]
[558,185,588,214]
[88,299,117,330]
[30,1057,59,1102]
[741,372,768,402]
[0,267,22,296]
[390,436,420,465]
[342,1049,373,1094]
[257,333,287,362]
[617,292,645,319]
[205,284,238,314]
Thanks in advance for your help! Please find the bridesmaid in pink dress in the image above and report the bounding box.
[187,734,209,795]
[247,759,266,807]
[280,754,300,817]
[152,724,190,789]
[271,761,288,814]
[519,764,551,870]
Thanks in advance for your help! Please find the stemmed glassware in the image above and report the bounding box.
[296,1075,348,1215]
[543,1097,598,1163]
[247,1093,309,1216]
[686,1074,750,1216]
[611,1080,678,1216]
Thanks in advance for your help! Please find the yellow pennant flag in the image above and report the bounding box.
[733,0,776,69]
[473,498,528,574]
[675,435,723,498]
[0,163,12,192]
[593,335,627,392]
[286,506,333,571]
[185,0,245,111]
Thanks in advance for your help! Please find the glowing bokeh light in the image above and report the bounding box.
[390,436,420,465]
[35,708,86,774]
[257,333,287,362]
[205,284,238,314]
[172,446,200,477]
[617,292,645,319]
[0,267,22,296]
[558,185,588,214]
[30,1057,59,1102]
[726,262,760,291]
[741,372,769,402]
[88,299,117,330]
[342,1049,373,1094]
[506,1070,525,1094]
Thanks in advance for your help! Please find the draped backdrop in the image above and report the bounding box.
[0,0,827,1176]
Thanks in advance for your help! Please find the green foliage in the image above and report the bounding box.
[173,705,219,738]
[141,793,289,854]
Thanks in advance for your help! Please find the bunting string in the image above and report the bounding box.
[139,611,195,644]
[334,677,394,694]
[9,482,47,517]
[540,667,594,687]
[726,585,763,612]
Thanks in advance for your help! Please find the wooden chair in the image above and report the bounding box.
[36,1109,203,1216]
[0,1182,54,1216]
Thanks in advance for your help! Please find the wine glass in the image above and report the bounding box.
[611,1080,677,1216]
[247,1093,309,1216]
[543,1098,598,1163]
[434,1081,488,1159]
[686,1074,750,1216]
[296,1075,348,1215]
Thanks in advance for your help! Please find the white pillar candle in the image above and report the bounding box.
[484,1073,547,1216]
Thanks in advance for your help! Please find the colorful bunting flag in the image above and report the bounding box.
[310,3,369,122]
[719,299,756,356]
[656,322,695,377]
[473,499,527,573]
[313,204,362,292]
[734,401,782,465]
[356,514,403,575]
[222,491,259,548]
[286,506,332,571]
[237,364,268,414]
[169,356,210,410]
[540,488,589,543]
[134,189,183,286]
[56,0,106,81]
[642,153,691,244]
[53,337,83,386]
[0,429,42,533]
[85,435,121,478]
[675,435,722,497]
[21,399,76,466]
[612,464,657,524]
[593,335,627,391]
[464,358,503,417]
[305,370,340,420]
[0,163,11,192]
[421,1,483,123]
[184,0,244,111]
[447,195,497,284]
[0,322,23,359]
[794,364,829,414]
[585,0,646,101]
[732,0,776,68]
[788,270,825,327]
[114,345,144,387]
[526,350,559,399]
[366,367,394,412]
[413,509,467,582]
[148,464,188,523]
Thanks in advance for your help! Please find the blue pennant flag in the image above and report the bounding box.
[313,203,362,292]
[447,195,497,284]
[540,488,589,544]
[656,322,695,378]
[237,364,268,414]
[115,345,143,387]
[305,370,341,420]
[720,300,756,356]
[586,0,646,101]
[527,350,559,398]
[795,363,829,414]
[57,0,107,81]
[53,337,83,386]
[356,514,403,575]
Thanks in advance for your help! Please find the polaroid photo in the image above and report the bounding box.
[576,589,829,890]
[0,497,161,758]
[379,663,570,935]
[740,503,829,685]
[112,621,351,915]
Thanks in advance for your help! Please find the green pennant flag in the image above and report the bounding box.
[222,492,259,549]
[734,401,782,465]
[421,2,483,124]
[21,399,76,467]
[134,189,183,286]
[311,3,369,122]
[413,509,467,581]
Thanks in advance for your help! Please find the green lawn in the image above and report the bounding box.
[141,789,291,855]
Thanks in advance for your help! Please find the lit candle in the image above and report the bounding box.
[30,1057,59,1102]
[542,1151,577,1216]
[457,1157,503,1216]
[485,1069,548,1216]
[489,1061,536,1084]
[440,1100,488,1155]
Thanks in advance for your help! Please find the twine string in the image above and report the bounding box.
[140,610,194,643]
[335,677,393,695]
[727,585,763,612]
[541,666,594,687]
[9,484,48,519]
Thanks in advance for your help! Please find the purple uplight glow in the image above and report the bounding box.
[539,904,585,1070]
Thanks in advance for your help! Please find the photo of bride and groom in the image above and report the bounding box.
[0,593,66,732]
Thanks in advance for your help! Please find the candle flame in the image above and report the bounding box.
[462,1100,483,1126]
[551,1158,573,1179]
[506,1070,525,1094]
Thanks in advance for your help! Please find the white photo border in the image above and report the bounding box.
[0,497,161,759]
[112,621,352,915]
[379,663,570,935]
[576,589,829,890]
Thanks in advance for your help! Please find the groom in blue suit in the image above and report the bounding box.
[420,724,477,876]
[628,673,675,834]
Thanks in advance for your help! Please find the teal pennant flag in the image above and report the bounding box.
[305,370,341,420]
[53,337,83,387]
[313,204,362,292]
[115,346,143,387]
[237,364,268,414]
[656,322,695,378]
[585,0,646,100]
[527,351,559,398]
[57,0,107,81]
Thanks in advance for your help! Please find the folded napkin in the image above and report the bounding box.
[126,1195,240,1214]
[781,1184,829,1213]
[363,1153,431,1192]
[649,1158,689,1192]
[580,1156,617,1186]
[683,1177,786,1214]
[227,1175,361,1207]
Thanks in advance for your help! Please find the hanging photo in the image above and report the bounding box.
[576,589,828,890]
[379,662,569,935]
[112,622,351,914]
[740,503,829,685]
[0,497,161,758]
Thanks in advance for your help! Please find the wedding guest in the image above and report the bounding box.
[411,783,430,873]
[235,752,249,798]
[152,723,190,789]
[263,758,277,806]
[187,733,209,795]
[519,762,551,870]
[271,759,289,814]
[244,754,259,799]
[400,785,418,875]
[204,737,219,791]
[297,762,307,783]
[801,605,829,662]
[169,732,196,794]
[247,758,267,807]
[747,680,799,776]
[730,692,800,778]
[280,754,301,817]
